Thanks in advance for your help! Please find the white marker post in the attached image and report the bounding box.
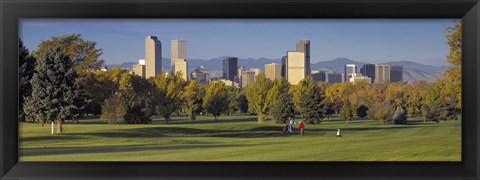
[51,121,54,135]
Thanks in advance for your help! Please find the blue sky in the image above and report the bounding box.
[20,19,457,66]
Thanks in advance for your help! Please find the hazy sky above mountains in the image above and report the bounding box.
[20,19,457,66]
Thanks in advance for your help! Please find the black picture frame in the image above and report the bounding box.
[1,0,479,179]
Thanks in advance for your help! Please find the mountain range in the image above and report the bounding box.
[106,57,449,82]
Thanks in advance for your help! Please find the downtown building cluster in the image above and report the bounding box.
[126,36,403,86]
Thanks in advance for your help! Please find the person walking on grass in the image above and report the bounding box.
[288,117,294,133]
[299,120,305,136]
[336,128,342,137]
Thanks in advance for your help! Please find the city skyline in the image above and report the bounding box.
[20,19,457,67]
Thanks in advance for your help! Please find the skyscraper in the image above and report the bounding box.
[281,56,287,78]
[265,63,281,80]
[222,57,238,81]
[173,59,188,81]
[390,65,403,83]
[191,66,207,84]
[296,40,311,75]
[344,64,357,82]
[132,59,146,78]
[327,73,343,84]
[145,36,162,78]
[375,64,391,84]
[241,70,256,88]
[171,40,186,67]
[360,64,376,83]
[311,71,327,82]
[286,51,306,85]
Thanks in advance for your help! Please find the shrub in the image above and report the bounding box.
[392,106,407,125]
[356,104,368,118]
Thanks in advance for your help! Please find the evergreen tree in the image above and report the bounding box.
[293,76,326,124]
[23,45,84,133]
[19,38,36,122]
[271,93,295,124]
[392,106,407,125]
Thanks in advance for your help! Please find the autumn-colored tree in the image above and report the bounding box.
[203,81,229,120]
[384,82,407,108]
[325,83,346,113]
[405,81,428,117]
[154,72,186,123]
[246,74,273,124]
[266,77,290,114]
[182,80,204,120]
[33,34,104,74]
[444,21,461,110]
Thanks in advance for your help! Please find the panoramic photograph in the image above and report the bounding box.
[18,19,461,161]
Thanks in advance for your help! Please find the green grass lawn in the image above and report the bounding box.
[19,114,461,161]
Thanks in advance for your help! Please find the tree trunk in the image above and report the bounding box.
[257,113,264,124]
[165,116,170,124]
[189,108,196,121]
[56,120,63,134]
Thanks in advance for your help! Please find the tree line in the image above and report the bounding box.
[19,21,461,134]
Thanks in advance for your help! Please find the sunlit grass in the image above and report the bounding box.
[19,114,461,161]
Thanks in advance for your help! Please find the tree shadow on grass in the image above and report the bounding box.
[20,136,87,143]
[153,117,258,125]
[20,143,246,157]
[59,126,291,139]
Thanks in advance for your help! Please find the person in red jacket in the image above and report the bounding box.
[299,121,305,136]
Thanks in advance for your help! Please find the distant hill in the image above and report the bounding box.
[106,57,447,82]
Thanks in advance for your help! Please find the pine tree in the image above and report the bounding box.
[392,106,407,125]
[19,38,36,122]
[271,93,295,124]
[293,77,326,124]
[23,45,84,133]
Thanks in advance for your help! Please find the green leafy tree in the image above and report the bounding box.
[203,81,229,120]
[154,72,186,124]
[271,93,295,124]
[246,74,273,124]
[121,75,157,124]
[19,38,36,122]
[266,77,290,112]
[339,98,354,124]
[182,80,204,120]
[237,90,249,114]
[226,86,240,116]
[100,93,127,124]
[293,76,326,124]
[23,45,85,133]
